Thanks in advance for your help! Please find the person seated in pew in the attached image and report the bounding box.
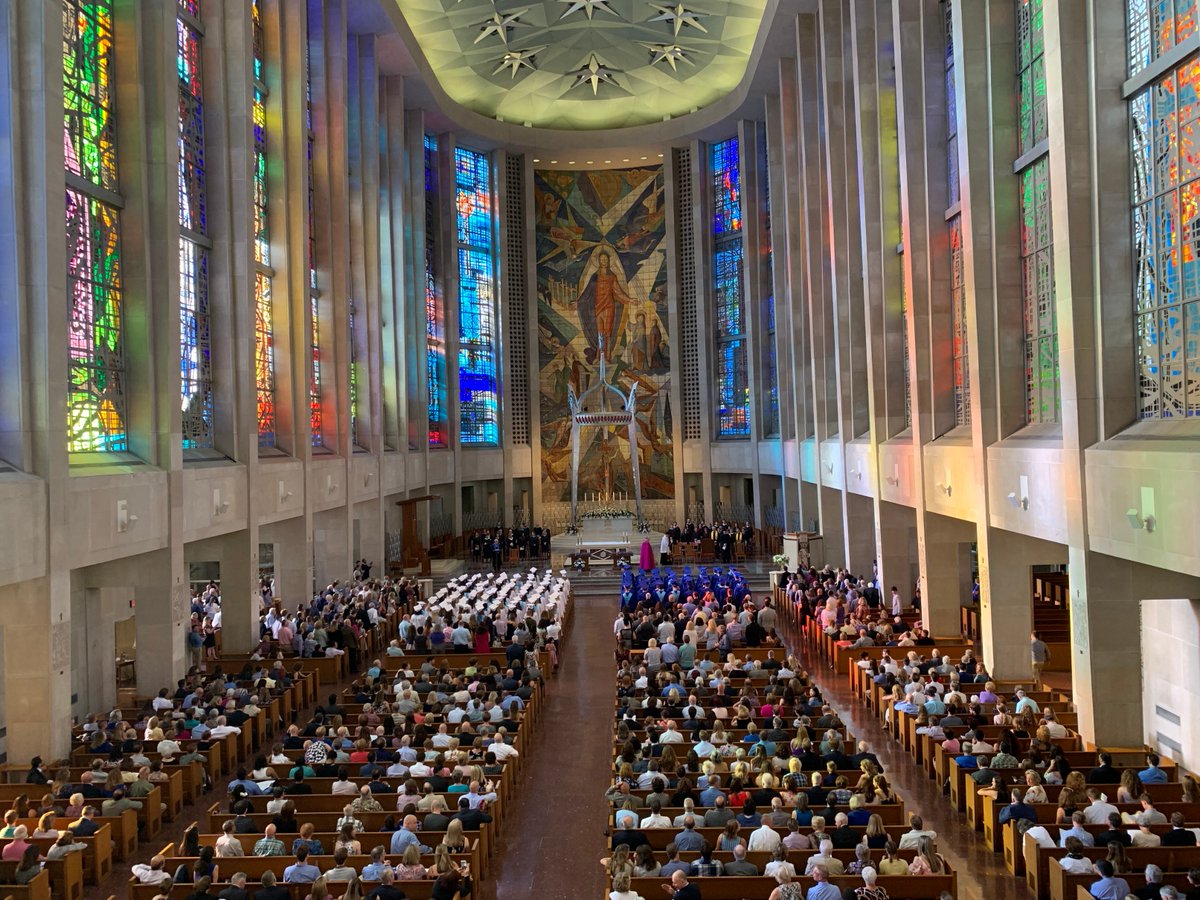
[1059,811,1095,846]
[803,840,844,876]
[1130,821,1162,847]
[364,867,407,900]
[252,824,286,856]
[133,854,174,884]
[1136,752,1170,784]
[1087,859,1130,900]
[1083,788,1120,825]
[661,869,700,900]
[1135,794,1169,826]
[897,814,937,850]
[843,866,889,900]
[1133,864,1167,900]
[215,819,246,857]
[1163,811,1199,846]
[907,835,945,875]
[1095,812,1133,847]
[1058,836,1094,874]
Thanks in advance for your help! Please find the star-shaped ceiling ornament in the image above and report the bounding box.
[493,45,546,78]
[566,53,621,95]
[558,0,621,20]
[641,42,694,71]
[648,2,708,36]
[474,6,531,45]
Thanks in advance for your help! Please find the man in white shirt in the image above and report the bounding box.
[489,731,520,760]
[131,856,173,884]
[897,816,938,850]
[640,804,672,829]
[208,716,242,739]
[747,820,783,853]
[1042,712,1068,738]
[803,840,844,875]
[658,721,684,744]
[1057,837,1093,874]
[215,820,246,857]
[1082,789,1119,825]
[331,775,357,796]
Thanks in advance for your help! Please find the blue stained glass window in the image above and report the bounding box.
[712,137,749,437]
[712,138,742,235]
[426,134,446,446]
[455,146,499,444]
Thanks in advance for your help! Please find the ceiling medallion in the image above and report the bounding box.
[493,45,546,78]
[474,6,531,45]
[566,53,621,95]
[641,42,693,71]
[557,0,621,20]
[648,2,708,36]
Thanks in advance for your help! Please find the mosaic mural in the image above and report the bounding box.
[535,166,674,502]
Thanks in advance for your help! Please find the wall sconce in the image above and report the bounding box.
[1126,508,1156,532]
[326,475,338,496]
[1007,491,1028,511]
[885,464,900,487]
[278,481,294,505]
[935,482,952,497]
[212,489,230,516]
[824,462,834,475]
[850,468,862,481]
[116,499,135,533]
[363,470,374,488]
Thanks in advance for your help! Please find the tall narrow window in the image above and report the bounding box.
[64,0,127,452]
[760,130,779,437]
[425,134,447,446]
[306,38,322,447]
[945,1,970,426]
[349,301,361,447]
[713,137,749,437]
[178,0,211,450]
[252,0,276,447]
[454,146,499,445]
[1128,3,1200,418]
[1017,0,1059,423]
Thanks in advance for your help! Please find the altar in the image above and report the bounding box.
[576,514,634,548]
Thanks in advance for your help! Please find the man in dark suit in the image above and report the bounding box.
[451,796,493,831]
[216,872,250,900]
[1087,753,1122,784]
[1163,812,1199,845]
[1094,812,1133,847]
[998,789,1038,828]
[829,812,859,849]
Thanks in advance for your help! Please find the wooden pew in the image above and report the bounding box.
[627,874,957,899]
[0,849,81,900]
[981,797,1200,854]
[1053,866,1192,900]
[0,867,50,900]
[2,821,111,885]
[129,880,450,900]
[1021,826,1200,899]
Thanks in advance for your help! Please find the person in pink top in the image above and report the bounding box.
[1,826,31,861]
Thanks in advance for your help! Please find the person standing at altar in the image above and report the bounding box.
[659,532,671,566]
[639,538,654,573]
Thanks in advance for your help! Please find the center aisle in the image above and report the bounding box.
[778,615,1034,900]
[481,579,616,900]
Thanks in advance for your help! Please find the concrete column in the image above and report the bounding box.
[917,511,969,638]
[844,493,876,575]
[976,529,1066,680]
[2,574,73,759]
[313,508,350,590]
[1069,552,1200,747]
[218,534,257,654]
[128,550,189,695]
[261,516,311,606]
[876,500,916,598]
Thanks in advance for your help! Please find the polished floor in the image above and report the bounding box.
[98,572,1032,899]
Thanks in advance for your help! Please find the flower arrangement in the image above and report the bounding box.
[581,508,633,520]
[772,553,789,567]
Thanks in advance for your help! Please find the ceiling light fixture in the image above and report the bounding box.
[474,7,530,45]
[492,46,545,78]
[566,53,621,95]
[648,2,709,36]
[558,0,621,21]
[641,42,694,71]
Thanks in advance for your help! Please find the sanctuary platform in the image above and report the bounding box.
[548,514,664,563]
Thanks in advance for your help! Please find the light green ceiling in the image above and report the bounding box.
[392,0,770,130]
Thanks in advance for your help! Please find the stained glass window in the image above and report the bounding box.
[178,1,212,449]
[455,146,499,445]
[425,134,446,446]
[945,0,960,208]
[1017,0,1048,154]
[946,3,969,426]
[64,0,126,452]
[252,0,275,446]
[1128,0,1198,79]
[349,301,360,448]
[761,130,780,437]
[306,37,322,447]
[712,137,742,235]
[950,216,971,425]
[1016,0,1058,424]
[713,138,750,437]
[1129,29,1200,416]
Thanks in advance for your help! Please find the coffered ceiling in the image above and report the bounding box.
[389,0,770,131]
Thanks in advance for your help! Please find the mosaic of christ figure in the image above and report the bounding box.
[575,247,634,365]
